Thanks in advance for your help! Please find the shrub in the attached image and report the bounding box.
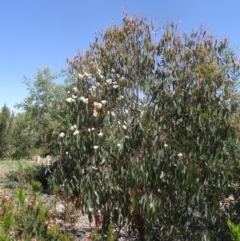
[228,220,240,241]
[4,163,53,192]
[0,187,74,241]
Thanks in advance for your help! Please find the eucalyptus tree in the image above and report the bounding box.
[51,13,240,240]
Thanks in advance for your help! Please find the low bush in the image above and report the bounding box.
[4,164,54,192]
[228,220,240,241]
[0,187,74,241]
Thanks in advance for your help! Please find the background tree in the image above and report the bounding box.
[11,112,38,159]
[0,104,14,159]
[50,14,240,240]
[15,67,70,156]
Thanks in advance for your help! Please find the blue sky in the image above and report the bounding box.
[1,0,240,112]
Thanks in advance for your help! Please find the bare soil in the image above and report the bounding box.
[0,166,9,179]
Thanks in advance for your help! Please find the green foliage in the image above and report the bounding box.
[87,222,117,241]
[228,220,240,241]
[89,228,102,241]
[49,13,240,240]
[107,222,117,241]
[0,188,74,241]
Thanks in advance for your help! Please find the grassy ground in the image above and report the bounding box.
[0,159,33,172]
[0,159,34,191]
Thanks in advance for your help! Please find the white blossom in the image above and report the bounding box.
[91,127,95,131]
[72,95,77,99]
[78,74,83,80]
[70,125,77,131]
[116,74,120,78]
[117,143,121,147]
[83,72,91,78]
[113,85,118,89]
[79,96,88,103]
[101,100,106,105]
[98,132,103,137]
[73,130,80,135]
[93,146,99,150]
[111,68,115,73]
[65,152,68,155]
[66,97,75,103]
[117,95,124,100]
[110,111,115,117]
[164,144,168,148]
[122,125,127,130]
[120,76,126,82]
[96,82,100,87]
[178,153,183,157]
[72,87,78,92]
[59,132,65,137]
[93,111,98,117]
[88,128,91,132]
[160,171,165,179]
[228,194,235,200]
[94,102,102,109]
[150,203,154,209]
[90,86,96,92]
[106,79,112,84]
